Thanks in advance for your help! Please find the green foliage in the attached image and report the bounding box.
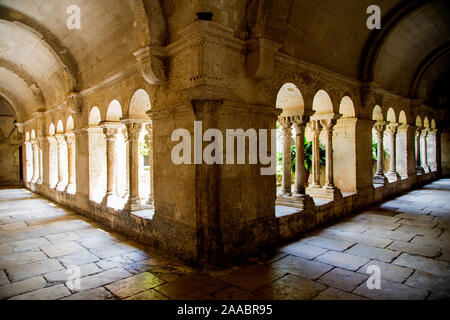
[372,140,388,161]
[138,141,150,156]
[277,137,326,174]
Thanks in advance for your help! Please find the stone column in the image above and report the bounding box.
[428,129,437,172]
[38,145,43,184]
[373,122,388,184]
[292,116,308,194]
[415,127,424,174]
[386,123,400,181]
[24,141,32,182]
[310,120,322,188]
[279,117,293,196]
[55,134,67,190]
[145,123,154,204]
[421,129,430,173]
[124,122,143,211]
[31,140,39,183]
[320,119,337,188]
[121,128,129,199]
[65,133,76,193]
[100,123,120,207]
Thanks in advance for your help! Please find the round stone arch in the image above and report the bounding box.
[56,120,64,134]
[128,89,152,118]
[399,111,408,125]
[431,119,436,129]
[66,115,74,132]
[372,105,384,121]
[386,108,397,123]
[423,117,430,129]
[276,82,307,115]
[339,96,356,118]
[89,106,102,126]
[312,89,334,115]
[415,115,422,128]
[49,123,56,136]
[105,99,123,121]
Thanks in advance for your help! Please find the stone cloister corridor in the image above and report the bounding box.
[0,0,449,302]
[0,179,449,300]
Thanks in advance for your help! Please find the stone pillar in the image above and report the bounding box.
[36,140,43,184]
[415,128,424,175]
[124,122,143,211]
[31,140,39,183]
[55,134,67,190]
[276,114,315,209]
[24,141,32,182]
[47,136,58,188]
[396,124,416,179]
[279,117,293,196]
[421,129,430,173]
[100,123,120,207]
[428,129,438,172]
[292,116,308,194]
[120,128,129,199]
[386,123,400,181]
[310,120,322,188]
[373,122,388,184]
[320,119,337,188]
[145,123,154,204]
[65,133,76,193]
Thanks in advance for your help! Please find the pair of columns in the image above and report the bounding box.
[30,140,40,183]
[100,121,153,211]
[415,127,431,174]
[53,133,76,193]
[373,122,401,183]
[279,116,308,196]
[278,114,340,201]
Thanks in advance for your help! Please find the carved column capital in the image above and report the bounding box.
[65,133,75,147]
[421,129,429,138]
[278,117,292,136]
[310,119,323,134]
[386,123,399,135]
[320,119,337,131]
[103,127,119,142]
[373,122,386,134]
[292,115,309,135]
[55,134,66,146]
[125,122,143,141]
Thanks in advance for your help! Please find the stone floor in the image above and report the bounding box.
[1,179,449,300]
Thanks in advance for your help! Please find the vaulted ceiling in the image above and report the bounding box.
[0,0,448,123]
[0,0,149,121]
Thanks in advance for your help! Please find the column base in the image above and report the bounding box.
[64,184,76,194]
[275,193,315,210]
[416,167,424,175]
[373,174,388,185]
[101,193,122,209]
[56,182,67,192]
[423,165,430,173]
[124,197,154,212]
[386,172,401,182]
[37,178,43,185]
[306,185,342,201]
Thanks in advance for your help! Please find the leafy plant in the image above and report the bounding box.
[138,141,150,156]
[277,137,326,174]
[372,140,388,161]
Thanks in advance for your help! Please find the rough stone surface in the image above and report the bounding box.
[1,179,449,300]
